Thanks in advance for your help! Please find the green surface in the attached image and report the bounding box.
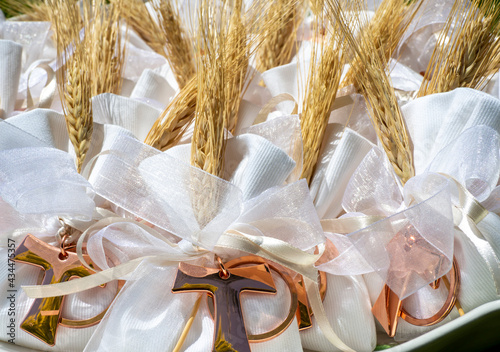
[390,301,500,352]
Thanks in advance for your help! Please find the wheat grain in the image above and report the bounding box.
[49,0,92,173]
[327,0,415,184]
[144,77,197,151]
[419,0,500,96]
[153,0,195,88]
[300,14,346,183]
[256,0,303,73]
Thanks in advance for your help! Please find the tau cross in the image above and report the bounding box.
[172,260,276,352]
[372,225,460,336]
[13,234,98,346]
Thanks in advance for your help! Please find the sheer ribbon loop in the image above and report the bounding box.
[26,61,56,110]
[0,146,95,220]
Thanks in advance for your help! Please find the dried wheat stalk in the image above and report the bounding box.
[113,0,165,55]
[191,0,230,178]
[153,0,195,88]
[327,0,415,184]
[0,0,51,21]
[146,0,262,149]
[224,0,248,133]
[225,0,299,131]
[343,0,423,89]
[115,0,195,89]
[300,15,346,183]
[187,0,235,228]
[49,0,92,173]
[144,77,197,151]
[90,0,125,96]
[418,0,500,96]
[256,0,303,73]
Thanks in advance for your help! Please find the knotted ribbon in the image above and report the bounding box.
[318,125,500,302]
[19,134,355,351]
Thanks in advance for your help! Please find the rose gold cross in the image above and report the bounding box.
[172,261,276,352]
[13,234,101,346]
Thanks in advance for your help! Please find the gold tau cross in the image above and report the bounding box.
[13,234,106,346]
[172,259,276,352]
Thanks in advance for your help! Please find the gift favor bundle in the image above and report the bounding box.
[0,0,499,351]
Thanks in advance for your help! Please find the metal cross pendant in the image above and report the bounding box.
[172,259,276,352]
[372,225,461,337]
[13,234,101,346]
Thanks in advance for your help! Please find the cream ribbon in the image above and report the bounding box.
[321,215,384,234]
[26,62,56,110]
[22,216,355,352]
[443,175,500,294]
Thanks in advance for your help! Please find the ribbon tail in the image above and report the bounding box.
[22,255,155,298]
[321,216,384,234]
[304,277,355,352]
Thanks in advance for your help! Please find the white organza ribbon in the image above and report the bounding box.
[21,135,354,351]
[0,146,95,221]
[23,217,352,351]
[0,119,49,150]
[319,125,500,299]
[25,61,57,110]
[347,172,454,299]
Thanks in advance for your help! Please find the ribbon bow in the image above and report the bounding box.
[320,123,500,301]
[18,133,354,351]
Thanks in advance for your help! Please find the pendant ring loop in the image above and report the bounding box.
[216,255,230,279]
[400,256,460,326]
[59,234,70,259]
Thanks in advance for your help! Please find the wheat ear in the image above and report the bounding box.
[49,0,93,173]
[187,0,237,230]
[343,0,423,89]
[144,77,197,151]
[300,14,346,183]
[327,0,414,184]
[153,0,196,88]
[190,0,229,178]
[224,0,248,133]
[419,0,500,96]
[0,0,51,21]
[256,0,303,73]
[146,0,256,149]
[90,0,125,96]
[113,0,166,56]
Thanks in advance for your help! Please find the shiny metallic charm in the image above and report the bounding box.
[372,256,460,337]
[13,234,111,346]
[219,256,298,341]
[211,255,327,333]
[172,259,277,352]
